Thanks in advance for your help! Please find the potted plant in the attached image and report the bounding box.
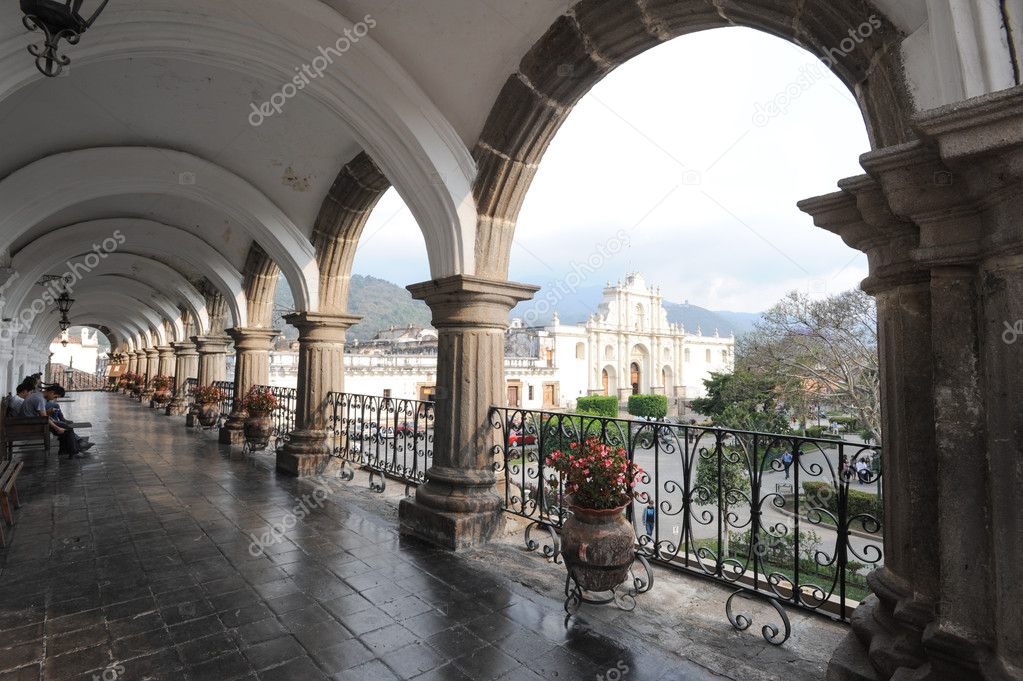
[547,436,645,592]
[241,387,277,451]
[151,375,173,404]
[193,384,226,428]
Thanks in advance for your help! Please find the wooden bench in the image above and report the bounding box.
[1,396,51,459]
[0,458,24,547]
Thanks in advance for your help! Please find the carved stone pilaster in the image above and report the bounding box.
[276,312,361,477]
[398,275,538,550]
[219,328,279,445]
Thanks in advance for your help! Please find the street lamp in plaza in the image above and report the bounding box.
[20,0,110,77]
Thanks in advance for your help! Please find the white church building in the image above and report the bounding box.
[508,273,735,409]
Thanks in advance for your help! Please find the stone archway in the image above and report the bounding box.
[469,0,914,280]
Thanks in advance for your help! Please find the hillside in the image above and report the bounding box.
[273,274,431,342]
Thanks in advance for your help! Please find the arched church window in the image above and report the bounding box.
[576,342,585,360]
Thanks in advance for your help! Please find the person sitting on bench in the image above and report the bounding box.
[7,384,30,416]
[42,384,91,454]
[17,381,92,458]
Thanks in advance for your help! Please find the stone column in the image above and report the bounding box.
[0,345,11,395]
[398,275,538,550]
[166,341,198,415]
[809,86,1023,681]
[801,178,940,679]
[127,351,139,377]
[142,347,160,402]
[156,345,175,377]
[219,327,279,445]
[276,312,361,477]
[193,335,229,385]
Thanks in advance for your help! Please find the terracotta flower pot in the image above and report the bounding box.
[244,411,272,450]
[153,389,172,404]
[197,403,221,428]
[561,500,636,592]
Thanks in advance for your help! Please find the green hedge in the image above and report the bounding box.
[627,394,668,419]
[803,481,883,528]
[576,395,619,417]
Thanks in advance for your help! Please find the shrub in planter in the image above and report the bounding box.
[151,375,173,404]
[193,385,227,428]
[627,394,668,420]
[241,387,278,451]
[576,396,618,418]
[547,437,646,592]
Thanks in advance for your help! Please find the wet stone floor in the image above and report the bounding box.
[0,393,723,681]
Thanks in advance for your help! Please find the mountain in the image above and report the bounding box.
[346,275,432,341]
[273,274,431,343]
[510,283,762,337]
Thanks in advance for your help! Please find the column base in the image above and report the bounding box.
[219,414,246,445]
[276,430,328,477]
[827,633,881,681]
[397,466,505,551]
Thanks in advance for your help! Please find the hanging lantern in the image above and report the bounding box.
[20,0,110,77]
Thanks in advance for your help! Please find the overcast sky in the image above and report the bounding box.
[352,27,872,313]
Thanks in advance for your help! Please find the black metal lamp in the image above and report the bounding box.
[21,0,110,77]
[56,290,74,316]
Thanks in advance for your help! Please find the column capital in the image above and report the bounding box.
[283,312,362,343]
[144,347,159,357]
[800,176,928,295]
[191,335,230,353]
[224,327,280,350]
[407,275,539,329]
[156,345,175,355]
[171,340,198,356]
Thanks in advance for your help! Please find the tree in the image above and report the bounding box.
[691,370,777,421]
[740,290,880,443]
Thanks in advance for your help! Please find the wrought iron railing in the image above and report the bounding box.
[326,392,434,494]
[489,407,882,623]
[212,380,235,422]
[252,385,297,451]
[183,377,197,409]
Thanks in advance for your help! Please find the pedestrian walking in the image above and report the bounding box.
[644,500,656,538]
[782,450,794,480]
